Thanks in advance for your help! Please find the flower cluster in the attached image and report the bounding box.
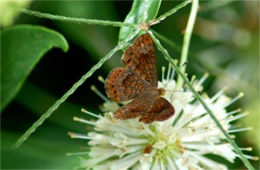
[69,66,255,170]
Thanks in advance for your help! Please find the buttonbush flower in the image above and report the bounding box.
[69,66,256,170]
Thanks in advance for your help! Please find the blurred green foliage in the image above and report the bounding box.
[1,0,259,169]
[0,0,31,27]
[118,0,161,43]
[1,25,68,110]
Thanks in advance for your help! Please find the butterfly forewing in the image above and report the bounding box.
[106,67,148,102]
[122,33,158,87]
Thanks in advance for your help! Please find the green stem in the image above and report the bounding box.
[152,30,257,94]
[20,9,137,28]
[148,30,255,170]
[148,0,191,26]
[12,30,140,149]
[176,0,199,89]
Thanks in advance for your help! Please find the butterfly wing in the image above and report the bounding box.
[114,97,148,120]
[106,67,148,102]
[140,97,175,123]
[121,33,158,87]
[114,88,174,123]
[106,34,174,123]
[114,87,158,120]
[106,33,157,102]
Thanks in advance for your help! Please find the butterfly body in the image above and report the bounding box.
[106,33,174,123]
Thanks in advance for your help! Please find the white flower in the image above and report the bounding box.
[69,66,256,170]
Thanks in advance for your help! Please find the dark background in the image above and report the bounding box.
[1,0,259,169]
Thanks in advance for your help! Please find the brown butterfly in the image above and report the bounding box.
[105,33,175,123]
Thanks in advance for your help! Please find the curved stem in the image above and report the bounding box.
[148,0,191,26]
[12,30,140,149]
[176,0,199,89]
[20,9,137,28]
[149,30,255,170]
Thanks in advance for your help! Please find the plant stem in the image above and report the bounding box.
[20,9,137,28]
[176,0,199,89]
[152,30,257,93]
[12,30,140,149]
[148,0,191,26]
[148,30,255,170]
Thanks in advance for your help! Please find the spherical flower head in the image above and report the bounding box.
[70,67,256,170]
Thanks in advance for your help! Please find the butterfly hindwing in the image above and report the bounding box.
[114,97,148,120]
[121,33,158,87]
[114,87,158,121]
[140,97,175,123]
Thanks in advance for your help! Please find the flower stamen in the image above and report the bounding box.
[91,85,109,102]
[68,132,92,140]
[224,92,244,108]
[81,108,101,118]
[72,68,256,169]
[73,117,96,126]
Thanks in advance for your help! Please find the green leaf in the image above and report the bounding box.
[118,0,161,44]
[0,24,68,111]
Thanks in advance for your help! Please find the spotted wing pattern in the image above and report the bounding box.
[106,67,148,102]
[121,33,158,87]
[114,87,158,120]
[114,97,147,120]
[140,97,175,123]
[114,88,175,124]
[106,33,175,123]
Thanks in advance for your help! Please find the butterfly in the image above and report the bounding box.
[105,33,175,123]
